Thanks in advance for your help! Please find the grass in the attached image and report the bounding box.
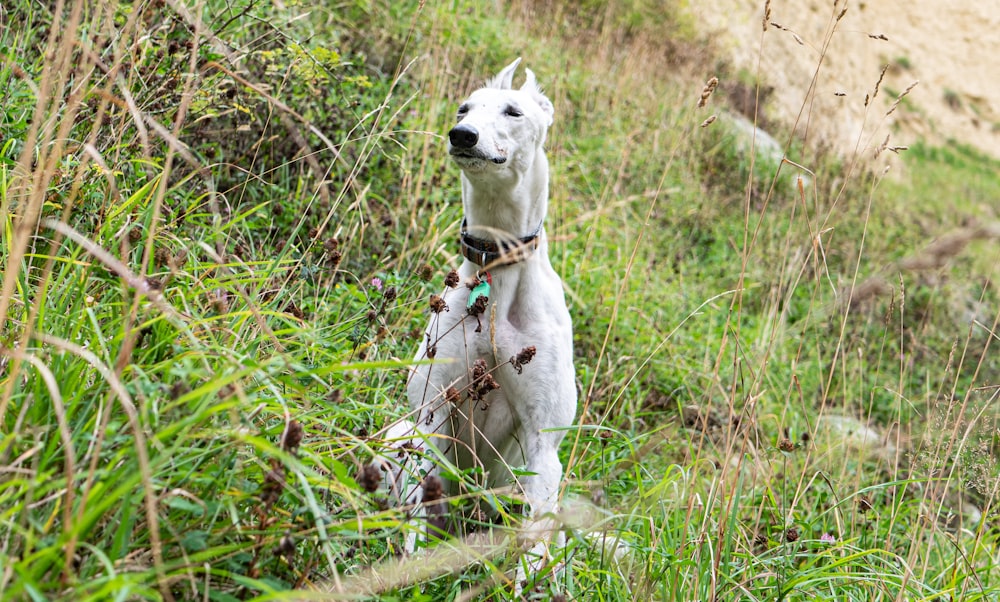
[1,0,999,600]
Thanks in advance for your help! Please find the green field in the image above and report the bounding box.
[1,1,998,600]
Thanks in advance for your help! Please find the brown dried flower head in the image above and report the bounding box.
[429,294,448,313]
[282,420,304,453]
[358,463,382,493]
[510,345,537,374]
[261,458,286,508]
[421,474,444,503]
[467,294,488,317]
[444,270,460,288]
[417,263,434,281]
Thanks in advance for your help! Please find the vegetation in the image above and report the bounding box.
[1,0,997,600]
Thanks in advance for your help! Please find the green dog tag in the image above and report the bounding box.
[467,272,492,309]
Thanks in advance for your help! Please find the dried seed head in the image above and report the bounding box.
[383,286,397,304]
[753,532,769,549]
[784,527,799,543]
[154,246,172,267]
[470,358,501,399]
[698,77,719,108]
[445,386,461,405]
[285,302,304,320]
[421,475,444,503]
[857,496,874,514]
[868,64,889,106]
[472,358,488,381]
[328,249,343,269]
[762,0,771,30]
[275,531,296,566]
[510,345,537,374]
[478,373,500,397]
[886,80,919,116]
[700,115,717,128]
[422,475,447,539]
[417,263,434,281]
[444,270,460,288]
[261,459,286,508]
[778,437,796,452]
[282,420,304,453]
[429,294,448,313]
[358,463,381,493]
[467,294,488,317]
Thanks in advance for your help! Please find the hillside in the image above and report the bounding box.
[0,1,998,600]
[695,0,1000,160]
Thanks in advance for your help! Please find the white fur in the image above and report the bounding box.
[383,58,576,586]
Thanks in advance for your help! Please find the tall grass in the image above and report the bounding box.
[1,0,998,600]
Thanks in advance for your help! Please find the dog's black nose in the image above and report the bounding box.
[449,124,479,149]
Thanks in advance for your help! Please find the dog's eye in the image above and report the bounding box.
[457,104,469,119]
[504,105,523,118]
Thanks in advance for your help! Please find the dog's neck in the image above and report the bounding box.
[459,154,549,242]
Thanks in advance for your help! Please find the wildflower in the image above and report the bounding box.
[371,276,383,291]
[820,532,836,544]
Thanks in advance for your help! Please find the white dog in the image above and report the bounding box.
[383,58,576,580]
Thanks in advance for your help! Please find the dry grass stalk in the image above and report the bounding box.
[886,80,920,116]
[866,64,890,107]
[762,0,771,31]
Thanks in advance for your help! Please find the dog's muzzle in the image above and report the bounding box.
[448,124,506,165]
[449,123,479,149]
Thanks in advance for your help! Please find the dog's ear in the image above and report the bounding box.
[486,57,522,90]
[522,68,554,126]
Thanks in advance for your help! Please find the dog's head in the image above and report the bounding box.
[448,58,554,177]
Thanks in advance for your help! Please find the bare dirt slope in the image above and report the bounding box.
[692,0,1000,160]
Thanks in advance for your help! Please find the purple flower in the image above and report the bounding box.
[371,277,383,291]
[820,533,836,544]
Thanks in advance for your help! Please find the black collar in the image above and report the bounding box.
[459,219,542,267]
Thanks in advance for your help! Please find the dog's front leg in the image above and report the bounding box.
[380,418,440,554]
[513,427,567,587]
